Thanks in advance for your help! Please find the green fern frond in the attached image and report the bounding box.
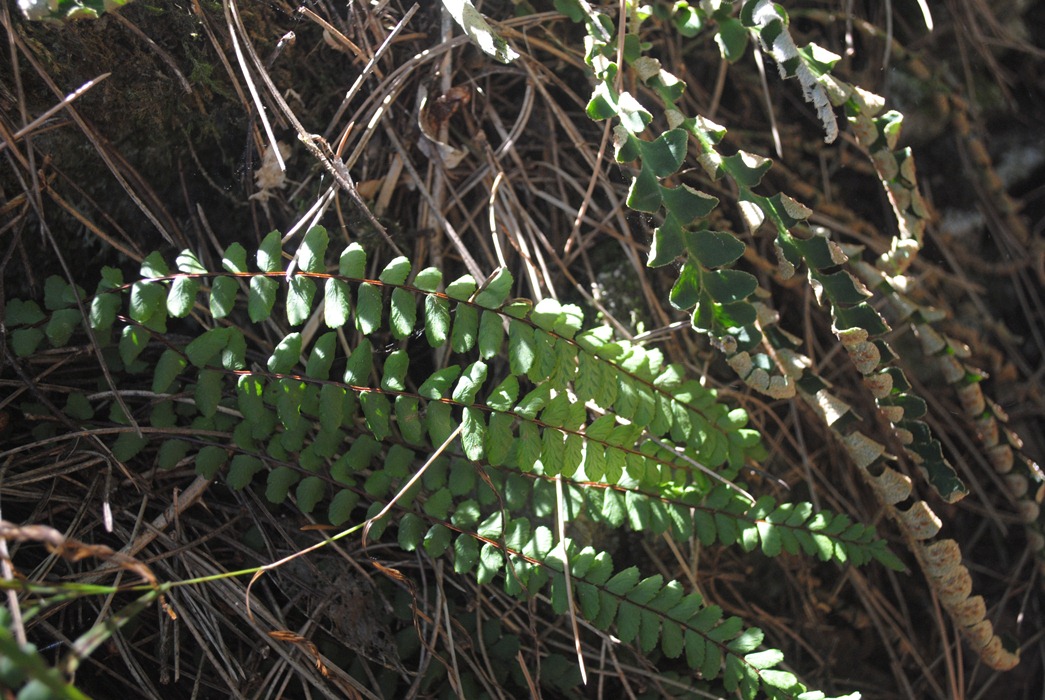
[3,226,899,697]
[551,0,1028,672]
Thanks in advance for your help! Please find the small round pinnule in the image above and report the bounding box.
[957,382,986,416]
[980,636,1020,671]
[846,340,881,375]
[938,355,965,384]
[935,565,973,607]
[1017,500,1040,525]
[843,431,885,470]
[899,501,941,540]
[871,467,912,505]
[974,413,1000,447]
[951,595,987,628]
[863,371,893,399]
[920,539,962,578]
[961,619,993,650]
[989,445,1014,474]
[1003,473,1028,499]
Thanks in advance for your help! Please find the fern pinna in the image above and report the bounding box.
[4,226,902,699]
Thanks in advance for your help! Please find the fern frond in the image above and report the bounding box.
[551,0,1027,672]
[4,226,899,696]
[430,523,862,700]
